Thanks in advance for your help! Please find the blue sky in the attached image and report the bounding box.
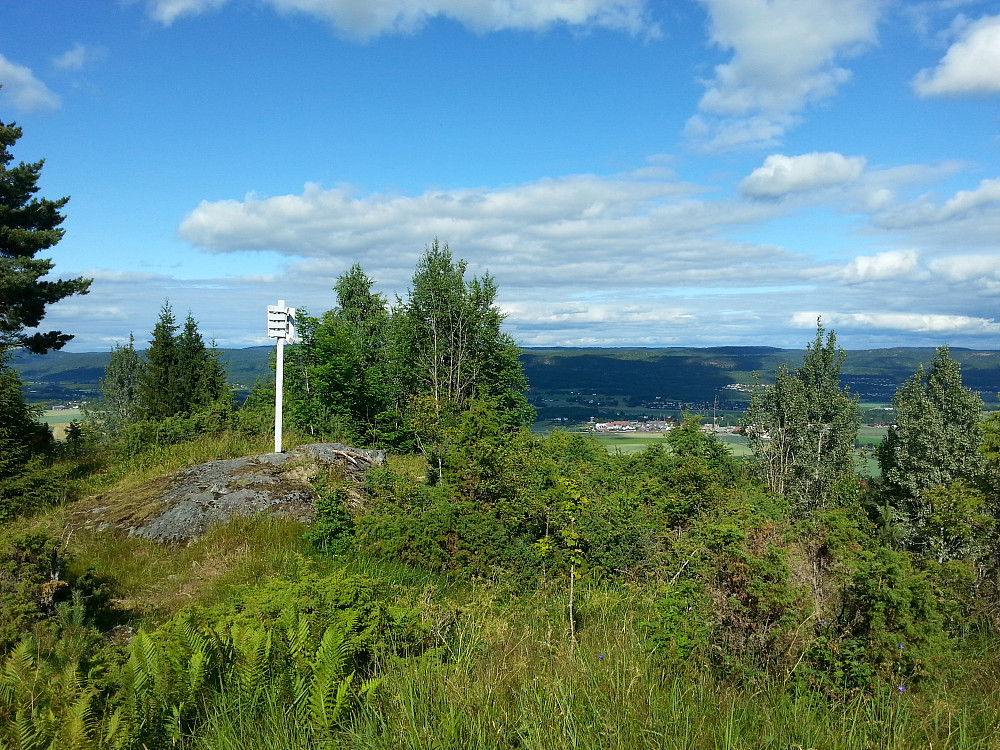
[3,0,1000,352]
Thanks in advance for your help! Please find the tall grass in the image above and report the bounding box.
[65,514,308,622]
[327,585,1000,750]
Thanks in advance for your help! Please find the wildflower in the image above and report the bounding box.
[897,685,906,693]
[598,654,604,660]
[898,643,904,649]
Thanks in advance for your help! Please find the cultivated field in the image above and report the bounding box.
[38,407,83,440]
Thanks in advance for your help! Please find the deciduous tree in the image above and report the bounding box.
[394,240,531,426]
[93,334,144,437]
[741,322,859,515]
[878,346,984,545]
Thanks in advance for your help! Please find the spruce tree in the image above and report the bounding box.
[176,312,207,412]
[139,301,181,420]
[1,104,91,354]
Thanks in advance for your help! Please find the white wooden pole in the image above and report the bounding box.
[274,299,285,453]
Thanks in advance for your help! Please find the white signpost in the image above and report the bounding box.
[267,300,296,453]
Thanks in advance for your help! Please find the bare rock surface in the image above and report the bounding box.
[70,443,384,544]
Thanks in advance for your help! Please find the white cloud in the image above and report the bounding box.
[147,0,658,37]
[52,43,108,71]
[913,15,1000,96]
[0,54,60,112]
[179,174,717,258]
[837,250,920,283]
[928,254,1000,282]
[148,0,228,25]
[741,152,867,198]
[792,310,1000,334]
[876,177,1000,228]
[688,0,881,151]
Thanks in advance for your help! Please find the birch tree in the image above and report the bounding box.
[741,322,860,516]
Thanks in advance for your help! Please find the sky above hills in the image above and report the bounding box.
[2,0,1000,351]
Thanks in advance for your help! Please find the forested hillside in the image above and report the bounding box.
[13,343,1000,411]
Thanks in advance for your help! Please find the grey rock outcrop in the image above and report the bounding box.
[71,443,384,544]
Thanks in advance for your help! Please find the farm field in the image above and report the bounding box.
[593,430,753,456]
[38,408,83,440]
[592,425,888,475]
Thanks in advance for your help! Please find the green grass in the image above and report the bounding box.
[174,576,1000,750]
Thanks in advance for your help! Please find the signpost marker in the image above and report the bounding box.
[267,300,296,453]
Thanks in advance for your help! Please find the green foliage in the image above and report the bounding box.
[0,530,113,655]
[0,109,92,354]
[802,547,949,693]
[742,322,860,517]
[878,346,985,549]
[0,559,421,750]
[283,243,533,456]
[303,476,355,554]
[0,360,68,521]
[644,578,713,662]
[285,309,365,443]
[136,302,229,424]
[138,300,181,421]
[394,240,531,424]
[90,335,143,439]
[442,397,541,508]
[113,408,238,458]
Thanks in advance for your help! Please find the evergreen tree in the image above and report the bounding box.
[0,358,45,481]
[0,105,91,354]
[196,340,228,408]
[176,312,206,412]
[139,301,181,420]
[137,304,228,421]
[878,346,984,545]
[175,311,227,411]
[742,321,860,516]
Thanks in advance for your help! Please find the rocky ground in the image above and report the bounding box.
[69,443,384,543]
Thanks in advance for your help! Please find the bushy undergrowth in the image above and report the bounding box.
[4,415,1000,748]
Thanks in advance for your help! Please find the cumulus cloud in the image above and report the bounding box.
[52,43,108,71]
[179,174,715,257]
[687,0,881,151]
[147,0,657,37]
[913,15,1000,96]
[793,310,1000,334]
[0,54,60,112]
[837,250,920,283]
[741,152,867,198]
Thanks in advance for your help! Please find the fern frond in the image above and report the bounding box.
[52,687,95,750]
[14,706,45,750]
[1,640,38,708]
